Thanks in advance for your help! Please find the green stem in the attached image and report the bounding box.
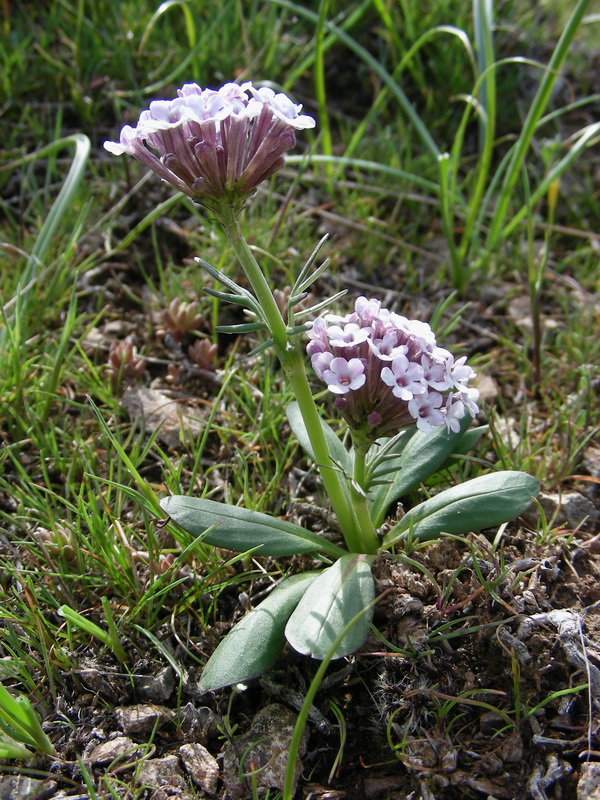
[218,207,362,551]
[350,443,379,555]
[283,345,363,552]
[220,209,289,351]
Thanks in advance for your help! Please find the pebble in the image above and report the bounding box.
[135,666,176,703]
[179,742,219,794]
[578,762,600,799]
[221,703,308,799]
[115,703,174,734]
[536,491,599,532]
[87,735,138,764]
[0,778,57,800]
[137,754,187,793]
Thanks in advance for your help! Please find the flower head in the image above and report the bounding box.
[306,296,478,440]
[104,81,315,210]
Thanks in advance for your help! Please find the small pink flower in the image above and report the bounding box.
[367,332,407,361]
[408,392,445,433]
[380,355,426,401]
[311,351,334,379]
[450,355,476,389]
[420,354,452,391]
[323,357,366,394]
[445,395,466,433]
[327,323,371,348]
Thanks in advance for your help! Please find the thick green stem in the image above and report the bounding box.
[281,346,362,552]
[350,443,380,555]
[217,207,363,551]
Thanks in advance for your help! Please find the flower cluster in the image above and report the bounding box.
[307,297,478,441]
[104,81,315,208]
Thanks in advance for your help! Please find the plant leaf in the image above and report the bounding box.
[199,573,318,691]
[0,739,34,760]
[286,401,353,474]
[383,471,539,546]
[370,415,477,527]
[285,553,375,659]
[160,496,346,558]
[437,425,488,471]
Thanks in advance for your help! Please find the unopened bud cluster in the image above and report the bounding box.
[306,297,478,441]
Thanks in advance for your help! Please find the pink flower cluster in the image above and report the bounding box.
[307,297,478,440]
[104,82,315,206]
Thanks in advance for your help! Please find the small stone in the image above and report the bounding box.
[137,754,186,791]
[122,386,202,448]
[82,326,106,353]
[578,762,600,799]
[534,491,599,532]
[475,373,498,403]
[0,777,57,800]
[115,703,174,734]
[493,416,520,449]
[222,703,308,799]
[135,666,176,702]
[582,445,600,483]
[364,775,406,798]
[88,736,138,764]
[103,320,131,336]
[179,743,219,794]
[178,702,215,743]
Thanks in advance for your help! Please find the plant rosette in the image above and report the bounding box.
[159,295,538,690]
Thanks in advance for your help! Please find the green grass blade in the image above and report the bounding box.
[314,0,333,173]
[501,121,600,240]
[271,0,440,159]
[286,154,439,193]
[484,0,591,260]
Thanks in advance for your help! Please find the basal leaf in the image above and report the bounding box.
[285,553,375,660]
[383,471,539,547]
[370,415,477,527]
[199,573,318,691]
[160,496,346,558]
[286,401,353,475]
[437,425,488,472]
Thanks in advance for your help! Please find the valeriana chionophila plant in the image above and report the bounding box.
[105,80,538,690]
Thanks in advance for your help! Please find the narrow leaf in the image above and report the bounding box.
[199,573,318,691]
[437,425,488,471]
[203,287,259,308]
[160,496,346,558]
[294,290,348,320]
[195,257,254,297]
[293,234,329,290]
[216,322,267,333]
[383,471,539,547]
[0,740,34,760]
[285,554,375,659]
